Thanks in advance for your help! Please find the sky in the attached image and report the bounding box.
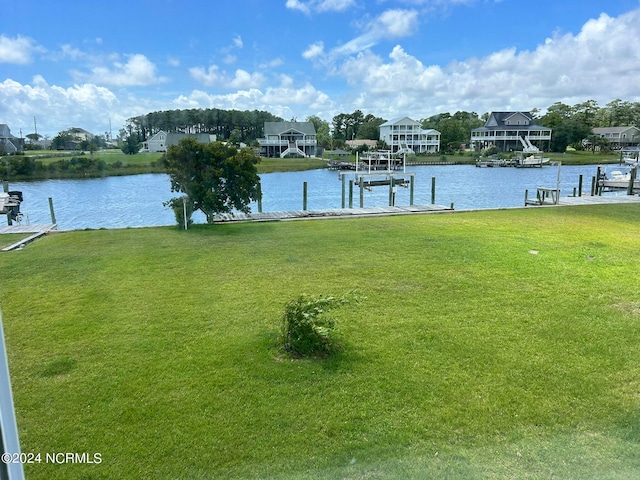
[2,0,640,139]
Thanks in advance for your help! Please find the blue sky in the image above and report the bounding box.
[2,0,640,138]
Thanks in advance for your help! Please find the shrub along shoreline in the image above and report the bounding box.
[2,204,640,479]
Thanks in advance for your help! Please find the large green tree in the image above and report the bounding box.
[163,138,261,223]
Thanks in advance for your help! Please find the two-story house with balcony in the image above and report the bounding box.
[470,112,552,152]
[379,117,440,154]
[258,122,317,158]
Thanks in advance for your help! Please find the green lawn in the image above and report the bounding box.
[1,205,640,479]
[0,233,30,250]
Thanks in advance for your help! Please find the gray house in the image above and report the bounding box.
[140,130,217,153]
[257,122,317,158]
[470,112,552,152]
[0,124,22,154]
[592,126,640,149]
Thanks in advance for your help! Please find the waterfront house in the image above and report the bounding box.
[470,112,552,152]
[68,127,94,141]
[592,126,640,149]
[257,122,317,158]
[0,124,22,154]
[140,130,217,153]
[378,117,440,154]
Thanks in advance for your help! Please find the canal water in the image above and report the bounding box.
[5,164,626,230]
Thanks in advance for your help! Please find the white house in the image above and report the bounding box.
[379,117,440,154]
[140,131,217,153]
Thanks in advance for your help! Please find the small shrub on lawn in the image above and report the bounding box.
[280,291,363,358]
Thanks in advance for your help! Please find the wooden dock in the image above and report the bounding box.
[526,194,640,207]
[0,224,58,251]
[212,204,453,223]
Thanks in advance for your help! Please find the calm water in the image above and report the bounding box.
[6,164,624,230]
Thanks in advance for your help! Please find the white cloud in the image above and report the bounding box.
[80,54,168,87]
[0,76,124,136]
[377,9,420,38]
[189,65,265,89]
[260,57,285,69]
[189,65,222,86]
[331,8,640,119]
[306,9,419,61]
[0,35,42,64]
[229,69,265,89]
[171,76,332,118]
[286,0,355,14]
[303,42,325,59]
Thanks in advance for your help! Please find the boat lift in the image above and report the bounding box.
[338,151,416,208]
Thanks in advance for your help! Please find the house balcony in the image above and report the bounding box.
[257,139,288,147]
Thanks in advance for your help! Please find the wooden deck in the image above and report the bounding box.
[0,224,58,251]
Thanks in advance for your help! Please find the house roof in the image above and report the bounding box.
[68,127,93,135]
[166,133,214,145]
[380,116,420,127]
[593,126,640,134]
[264,121,316,136]
[471,111,550,132]
[0,124,14,138]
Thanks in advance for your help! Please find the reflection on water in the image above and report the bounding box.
[6,164,615,230]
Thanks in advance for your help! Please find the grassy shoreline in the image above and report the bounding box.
[1,204,640,478]
[1,150,625,181]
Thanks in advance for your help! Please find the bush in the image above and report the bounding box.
[280,291,363,357]
[164,196,194,228]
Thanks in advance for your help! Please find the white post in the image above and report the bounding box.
[0,310,25,480]
[556,161,562,204]
[183,196,188,230]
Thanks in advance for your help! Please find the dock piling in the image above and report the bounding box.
[303,182,308,211]
[627,167,637,195]
[48,197,56,224]
[578,175,583,197]
[431,177,436,204]
[409,176,415,206]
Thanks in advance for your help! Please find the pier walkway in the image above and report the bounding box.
[0,224,58,251]
[212,204,453,223]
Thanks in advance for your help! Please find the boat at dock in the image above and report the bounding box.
[598,168,640,191]
[514,153,550,168]
[0,190,23,223]
[359,150,404,171]
[476,157,515,167]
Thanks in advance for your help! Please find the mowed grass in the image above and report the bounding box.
[1,205,640,479]
[23,151,327,173]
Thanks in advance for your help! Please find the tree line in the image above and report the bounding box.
[16,97,638,157]
[124,108,283,145]
[123,99,640,154]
